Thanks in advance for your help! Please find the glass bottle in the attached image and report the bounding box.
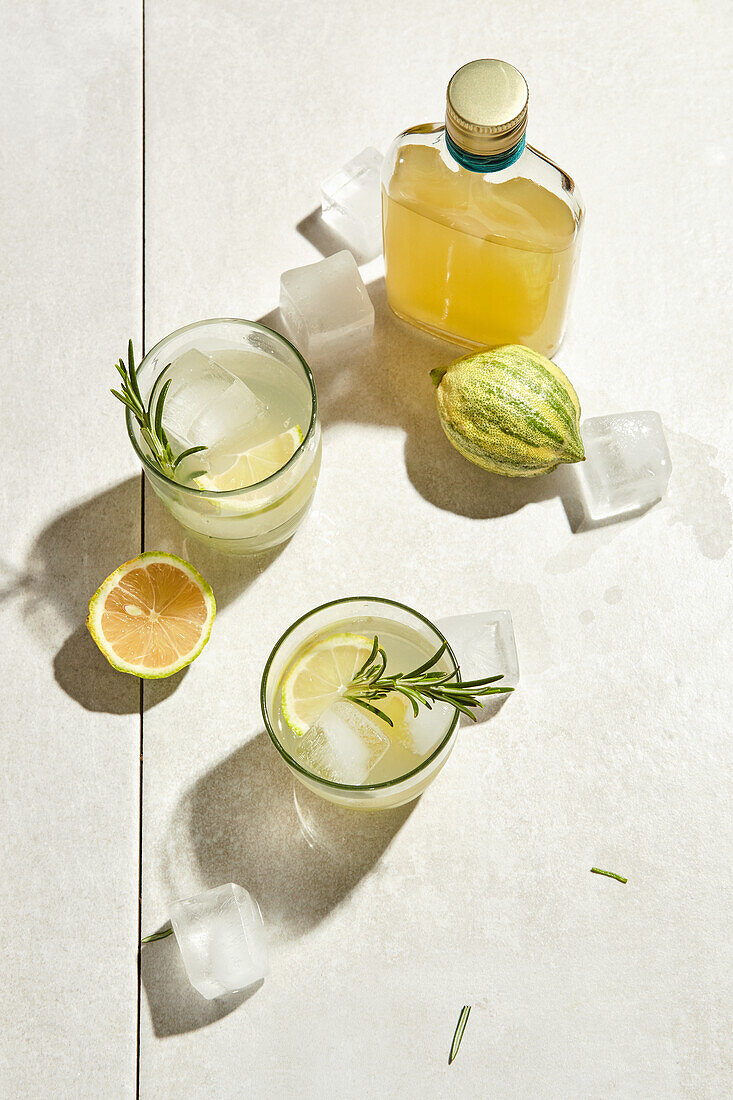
[382,59,584,358]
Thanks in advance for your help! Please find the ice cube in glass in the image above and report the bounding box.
[169,882,268,1000]
[160,349,267,449]
[438,611,520,691]
[294,699,390,784]
[379,692,455,756]
[279,250,374,362]
[576,412,672,521]
[321,147,384,261]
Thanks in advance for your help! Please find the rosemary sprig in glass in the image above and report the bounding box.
[111,339,206,479]
[343,636,513,727]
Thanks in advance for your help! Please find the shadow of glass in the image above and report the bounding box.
[162,730,416,945]
[0,477,142,713]
[1,476,287,714]
[140,923,262,1038]
[2,477,142,643]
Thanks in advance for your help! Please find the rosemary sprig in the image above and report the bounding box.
[590,867,627,884]
[111,339,206,479]
[343,636,513,727]
[449,1005,471,1065]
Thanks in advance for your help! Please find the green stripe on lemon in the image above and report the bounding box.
[431,344,585,477]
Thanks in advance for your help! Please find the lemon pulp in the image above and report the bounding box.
[86,552,216,678]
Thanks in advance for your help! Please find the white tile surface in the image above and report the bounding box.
[11,0,722,1095]
[0,3,142,1096]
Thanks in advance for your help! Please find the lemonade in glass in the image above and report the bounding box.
[261,597,511,810]
[125,319,321,554]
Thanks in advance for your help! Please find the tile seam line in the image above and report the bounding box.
[136,0,145,1095]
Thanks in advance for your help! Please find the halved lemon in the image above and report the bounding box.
[194,425,303,492]
[86,552,216,678]
[281,632,375,736]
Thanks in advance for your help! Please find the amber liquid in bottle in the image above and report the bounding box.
[382,63,584,357]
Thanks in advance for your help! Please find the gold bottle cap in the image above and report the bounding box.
[446,59,529,158]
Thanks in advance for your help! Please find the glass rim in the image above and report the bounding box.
[260,595,460,793]
[125,317,319,497]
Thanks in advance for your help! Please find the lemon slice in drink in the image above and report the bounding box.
[194,425,303,492]
[86,552,216,678]
[281,632,375,736]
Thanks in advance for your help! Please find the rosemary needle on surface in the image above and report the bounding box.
[590,867,627,884]
[449,1005,472,1065]
[140,927,174,944]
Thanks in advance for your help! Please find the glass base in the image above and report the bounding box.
[290,744,455,810]
[177,495,317,555]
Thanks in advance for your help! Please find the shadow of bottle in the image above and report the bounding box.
[279,274,583,522]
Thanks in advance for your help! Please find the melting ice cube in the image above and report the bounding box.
[294,699,389,784]
[169,882,268,1000]
[320,147,384,261]
[378,692,455,757]
[575,412,672,521]
[158,349,267,449]
[279,250,374,362]
[438,612,520,692]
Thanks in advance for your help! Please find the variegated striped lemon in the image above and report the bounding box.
[431,344,585,477]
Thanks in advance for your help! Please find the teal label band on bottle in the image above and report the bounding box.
[446,132,526,173]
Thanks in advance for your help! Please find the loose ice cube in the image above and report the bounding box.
[169,882,268,1000]
[321,147,384,261]
[438,611,520,691]
[159,349,267,448]
[576,412,672,521]
[279,250,374,362]
[294,699,389,784]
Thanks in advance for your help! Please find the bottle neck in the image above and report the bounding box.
[445,130,526,173]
